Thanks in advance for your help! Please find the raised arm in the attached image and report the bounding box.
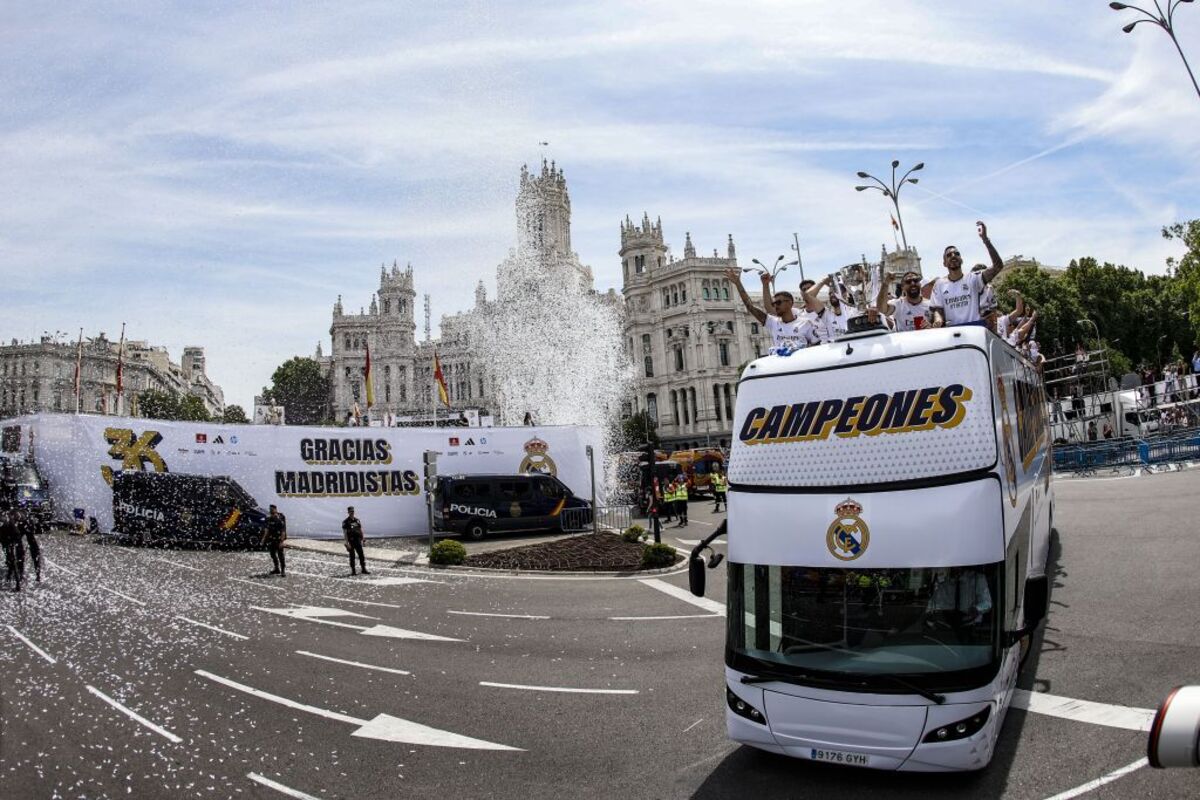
[1011,309,1039,346]
[759,272,774,311]
[804,275,831,313]
[1005,289,1024,325]
[725,267,767,325]
[977,221,1004,284]
[875,271,893,315]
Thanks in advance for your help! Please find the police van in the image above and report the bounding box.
[112,471,270,548]
[693,323,1052,772]
[432,473,592,539]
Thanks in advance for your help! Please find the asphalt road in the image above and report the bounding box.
[1,472,1198,799]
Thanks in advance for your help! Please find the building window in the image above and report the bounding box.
[383,299,391,314]
[621,401,632,420]
[722,286,730,300]
[719,341,730,367]
[635,254,645,274]
[385,384,392,402]
[647,393,658,425]
[662,290,669,308]
[726,320,734,332]
[689,388,698,424]
[674,348,684,372]
[750,322,759,335]
[681,288,687,303]
[703,286,711,300]
[644,355,654,378]
[681,390,690,425]
[724,384,734,419]
[672,289,678,305]
[753,342,761,358]
[641,333,652,353]
[671,390,680,425]
[713,384,723,422]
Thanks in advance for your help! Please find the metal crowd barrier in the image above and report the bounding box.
[1053,428,1200,475]
[560,505,634,533]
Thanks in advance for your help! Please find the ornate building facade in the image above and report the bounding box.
[319,161,608,425]
[0,333,225,418]
[620,217,769,450]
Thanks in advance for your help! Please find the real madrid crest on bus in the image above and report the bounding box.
[518,436,557,476]
[826,498,869,561]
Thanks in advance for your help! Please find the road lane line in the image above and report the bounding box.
[1042,757,1148,800]
[295,650,411,676]
[638,578,726,616]
[100,586,147,606]
[177,616,249,641]
[447,610,551,620]
[675,538,726,546]
[1012,689,1155,731]
[197,670,519,750]
[5,625,57,664]
[229,577,287,592]
[195,669,366,725]
[480,681,638,695]
[43,558,79,576]
[150,557,201,571]
[320,595,405,609]
[85,685,182,743]
[247,773,322,800]
[609,613,720,620]
[682,718,704,733]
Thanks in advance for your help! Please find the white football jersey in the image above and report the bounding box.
[766,313,820,350]
[887,296,932,332]
[932,271,987,325]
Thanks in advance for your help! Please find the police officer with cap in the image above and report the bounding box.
[342,506,369,576]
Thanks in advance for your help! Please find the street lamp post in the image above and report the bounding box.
[854,160,925,252]
[746,255,789,288]
[1109,1,1200,102]
[1078,318,1110,393]
[791,233,806,283]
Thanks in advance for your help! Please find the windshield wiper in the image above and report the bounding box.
[871,674,946,705]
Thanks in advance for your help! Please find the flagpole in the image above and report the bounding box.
[73,328,84,414]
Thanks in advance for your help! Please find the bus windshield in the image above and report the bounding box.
[728,562,1001,691]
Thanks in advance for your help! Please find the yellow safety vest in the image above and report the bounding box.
[713,475,727,492]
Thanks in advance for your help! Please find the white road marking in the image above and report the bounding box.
[267,552,689,582]
[1041,757,1148,800]
[608,613,721,620]
[85,685,182,744]
[675,538,726,546]
[43,558,79,576]
[682,718,704,733]
[447,610,551,620]
[480,681,638,695]
[252,605,461,641]
[229,577,287,591]
[320,595,406,609]
[5,625,57,664]
[150,556,201,571]
[638,578,727,616]
[285,570,340,580]
[347,576,431,587]
[99,585,147,606]
[247,773,322,800]
[1012,689,1155,732]
[196,669,519,750]
[177,616,249,641]
[295,650,411,676]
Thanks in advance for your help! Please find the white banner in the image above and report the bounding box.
[2,415,603,539]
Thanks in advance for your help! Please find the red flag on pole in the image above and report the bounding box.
[433,352,450,407]
[363,338,375,408]
[890,214,899,231]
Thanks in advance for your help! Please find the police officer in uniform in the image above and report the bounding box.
[262,504,287,576]
[342,506,369,576]
[17,508,40,582]
[1,511,23,592]
[674,476,689,528]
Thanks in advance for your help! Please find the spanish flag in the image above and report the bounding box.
[433,352,450,407]
[363,339,375,408]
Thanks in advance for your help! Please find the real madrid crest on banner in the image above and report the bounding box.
[826,498,869,561]
[518,436,557,476]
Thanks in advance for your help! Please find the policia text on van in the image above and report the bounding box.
[692,324,1052,772]
[433,474,591,540]
[112,471,270,548]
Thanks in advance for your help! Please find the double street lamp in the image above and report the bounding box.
[855,160,924,252]
[1109,1,1200,102]
[746,255,791,287]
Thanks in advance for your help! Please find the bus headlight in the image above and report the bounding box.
[922,705,991,743]
[727,686,767,725]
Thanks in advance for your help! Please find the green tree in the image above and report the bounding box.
[136,389,181,420]
[263,357,330,425]
[993,266,1086,355]
[620,410,659,449]
[178,394,211,422]
[1164,220,1200,354]
[222,404,249,424]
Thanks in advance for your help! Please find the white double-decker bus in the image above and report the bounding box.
[692,324,1052,772]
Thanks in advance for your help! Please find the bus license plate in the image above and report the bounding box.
[810,748,870,767]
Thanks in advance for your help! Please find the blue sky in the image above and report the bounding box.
[3,1,1199,409]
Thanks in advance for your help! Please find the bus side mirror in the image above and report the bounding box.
[689,555,707,597]
[1024,576,1049,626]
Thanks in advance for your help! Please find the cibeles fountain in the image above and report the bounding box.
[475,161,632,433]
